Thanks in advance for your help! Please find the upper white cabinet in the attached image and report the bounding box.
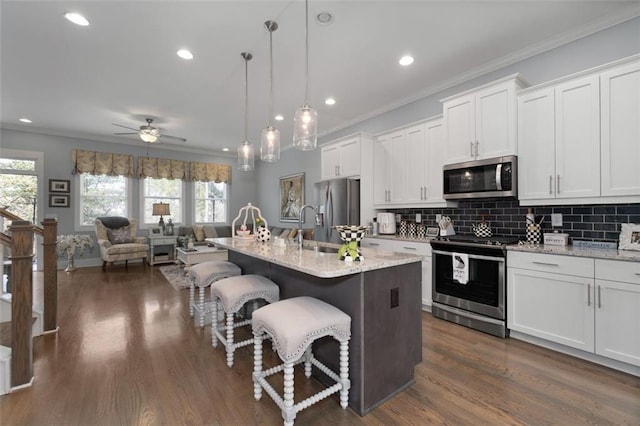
[600,60,640,197]
[518,55,640,205]
[320,135,363,180]
[442,74,528,164]
[373,117,447,208]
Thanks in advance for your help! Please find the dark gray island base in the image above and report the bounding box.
[228,250,422,416]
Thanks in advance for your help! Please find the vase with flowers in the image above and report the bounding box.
[56,234,94,272]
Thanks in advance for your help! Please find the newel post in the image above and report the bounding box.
[42,218,58,332]
[9,220,34,388]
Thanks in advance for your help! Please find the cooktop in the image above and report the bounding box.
[434,234,520,246]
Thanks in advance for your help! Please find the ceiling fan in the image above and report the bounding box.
[112,118,186,143]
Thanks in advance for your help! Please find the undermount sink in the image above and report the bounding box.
[303,245,340,254]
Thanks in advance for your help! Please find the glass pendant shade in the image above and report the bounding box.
[260,126,280,162]
[293,105,317,150]
[238,140,254,171]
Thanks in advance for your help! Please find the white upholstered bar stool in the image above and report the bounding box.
[252,296,351,426]
[211,274,280,367]
[189,260,242,327]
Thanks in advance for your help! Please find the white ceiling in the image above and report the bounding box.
[2,1,639,155]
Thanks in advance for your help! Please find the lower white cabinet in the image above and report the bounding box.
[594,259,640,366]
[362,238,432,308]
[508,251,640,368]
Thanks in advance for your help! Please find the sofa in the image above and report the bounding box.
[176,224,313,247]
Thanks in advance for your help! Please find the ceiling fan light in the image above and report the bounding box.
[260,126,280,162]
[238,140,255,171]
[139,130,158,143]
[293,105,317,150]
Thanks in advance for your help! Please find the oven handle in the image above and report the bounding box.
[432,249,505,263]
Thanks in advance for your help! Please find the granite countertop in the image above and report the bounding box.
[507,243,640,262]
[206,237,422,278]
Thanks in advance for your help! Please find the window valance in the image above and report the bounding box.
[71,149,134,177]
[137,157,188,180]
[189,161,232,184]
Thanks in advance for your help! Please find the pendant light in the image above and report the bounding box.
[293,0,317,151]
[260,20,280,162]
[238,52,255,172]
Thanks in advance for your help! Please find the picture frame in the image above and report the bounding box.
[148,226,164,237]
[279,172,305,223]
[49,194,69,208]
[49,179,70,193]
[618,223,640,251]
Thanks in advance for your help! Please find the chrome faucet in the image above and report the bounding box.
[298,204,317,249]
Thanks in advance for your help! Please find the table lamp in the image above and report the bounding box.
[152,202,171,231]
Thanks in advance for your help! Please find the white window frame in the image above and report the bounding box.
[139,177,185,228]
[75,174,132,231]
[193,181,229,225]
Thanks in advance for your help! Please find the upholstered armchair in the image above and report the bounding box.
[94,217,149,270]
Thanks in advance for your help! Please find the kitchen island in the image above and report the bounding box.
[207,237,423,416]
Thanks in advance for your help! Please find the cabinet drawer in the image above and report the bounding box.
[508,251,593,277]
[394,240,432,256]
[152,237,176,245]
[595,259,640,284]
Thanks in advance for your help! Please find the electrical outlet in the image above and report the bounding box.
[416,213,421,223]
[551,213,563,227]
[436,214,442,223]
[390,287,399,308]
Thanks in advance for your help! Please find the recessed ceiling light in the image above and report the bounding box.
[64,12,89,26]
[177,49,194,60]
[399,55,414,66]
[19,118,32,123]
[274,115,284,121]
[222,148,229,152]
[325,97,336,106]
[316,12,333,25]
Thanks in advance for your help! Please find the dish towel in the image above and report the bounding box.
[452,252,469,285]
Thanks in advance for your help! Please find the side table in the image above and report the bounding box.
[148,236,178,265]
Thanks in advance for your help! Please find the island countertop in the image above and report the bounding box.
[206,237,422,278]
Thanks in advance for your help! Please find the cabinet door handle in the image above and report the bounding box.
[369,242,380,246]
[598,285,602,309]
[424,186,427,199]
[557,174,560,194]
[587,284,591,306]
[475,141,479,158]
[532,261,559,267]
[402,246,417,250]
[635,273,640,276]
[549,176,553,195]
[470,142,474,157]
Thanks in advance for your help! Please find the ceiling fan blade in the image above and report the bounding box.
[113,132,138,135]
[160,134,187,142]
[112,123,139,131]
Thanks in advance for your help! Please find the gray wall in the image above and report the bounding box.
[255,17,640,224]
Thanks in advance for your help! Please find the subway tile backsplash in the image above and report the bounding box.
[389,201,640,243]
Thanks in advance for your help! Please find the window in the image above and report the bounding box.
[142,177,183,225]
[194,181,227,224]
[0,157,38,229]
[78,174,128,226]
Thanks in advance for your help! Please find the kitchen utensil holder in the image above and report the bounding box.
[526,224,541,244]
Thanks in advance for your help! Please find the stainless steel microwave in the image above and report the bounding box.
[443,155,517,200]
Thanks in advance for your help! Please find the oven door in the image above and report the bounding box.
[432,249,505,320]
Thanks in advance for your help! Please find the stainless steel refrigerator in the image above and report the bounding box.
[313,178,360,244]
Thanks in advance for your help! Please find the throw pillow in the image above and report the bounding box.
[288,228,298,239]
[203,225,217,239]
[107,227,133,244]
[279,229,290,238]
[192,225,205,242]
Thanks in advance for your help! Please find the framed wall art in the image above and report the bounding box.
[49,179,70,193]
[49,194,70,208]
[279,172,305,223]
[618,223,640,251]
[148,226,163,237]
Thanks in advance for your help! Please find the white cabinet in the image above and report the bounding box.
[600,60,640,197]
[320,136,362,180]
[508,251,640,368]
[373,131,405,205]
[508,252,595,352]
[594,259,640,367]
[518,55,640,205]
[374,117,446,207]
[361,238,432,309]
[443,74,527,164]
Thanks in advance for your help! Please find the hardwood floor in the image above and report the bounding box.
[1,264,638,425]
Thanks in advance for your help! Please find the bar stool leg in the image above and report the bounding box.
[253,333,263,401]
[225,312,235,367]
[189,281,195,316]
[211,298,219,347]
[283,362,295,426]
[339,340,350,409]
[199,287,206,328]
[303,347,312,378]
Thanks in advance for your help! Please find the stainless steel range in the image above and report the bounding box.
[430,235,518,338]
